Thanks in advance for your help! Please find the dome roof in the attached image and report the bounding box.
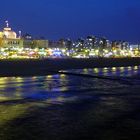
[0,21,18,39]
[3,27,17,39]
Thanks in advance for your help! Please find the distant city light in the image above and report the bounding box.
[0,21,139,59]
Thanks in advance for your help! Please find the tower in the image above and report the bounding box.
[5,20,9,28]
[19,31,22,39]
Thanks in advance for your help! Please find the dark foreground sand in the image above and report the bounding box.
[0,57,140,77]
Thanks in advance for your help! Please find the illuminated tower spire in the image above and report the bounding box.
[5,20,9,28]
[19,31,22,38]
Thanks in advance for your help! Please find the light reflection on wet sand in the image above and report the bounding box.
[0,66,140,139]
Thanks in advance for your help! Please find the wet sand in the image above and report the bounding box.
[0,57,140,77]
[0,70,140,140]
[0,66,140,140]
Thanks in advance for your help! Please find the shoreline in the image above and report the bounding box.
[0,57,140,77]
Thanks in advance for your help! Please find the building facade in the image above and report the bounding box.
[0,21,23,49]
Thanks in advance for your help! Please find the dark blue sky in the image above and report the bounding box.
[0,0,140,43]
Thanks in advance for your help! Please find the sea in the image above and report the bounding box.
[0,66,140,140]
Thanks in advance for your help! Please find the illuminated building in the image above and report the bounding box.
[0,21,23,49]
[0,21,139,59]
[32,40,48,49]
[23,38,48,49]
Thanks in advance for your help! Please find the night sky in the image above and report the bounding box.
[0,0,140,43]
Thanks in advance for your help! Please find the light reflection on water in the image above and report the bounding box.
[68,65,140,77]
[0,66,140,103]
[1,66,140,139]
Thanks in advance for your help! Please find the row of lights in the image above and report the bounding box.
[0,46,140,59]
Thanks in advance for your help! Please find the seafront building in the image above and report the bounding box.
[0,21,140,59]
[0,21,23,49]
[0,21,49,59]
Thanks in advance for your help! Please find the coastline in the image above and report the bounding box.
[0,57,140,77]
